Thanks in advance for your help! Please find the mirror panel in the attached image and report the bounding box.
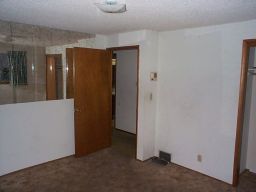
[0,20,93,105]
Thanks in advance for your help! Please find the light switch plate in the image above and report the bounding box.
[150,72,157,81]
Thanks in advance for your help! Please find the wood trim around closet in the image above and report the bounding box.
[233,39,256,186]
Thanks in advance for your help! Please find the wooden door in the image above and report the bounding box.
[73,47,112,157]
[46,55,57,100]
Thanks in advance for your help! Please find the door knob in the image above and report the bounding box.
[74,108,81,112]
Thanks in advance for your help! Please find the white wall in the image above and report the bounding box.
[115,50,137,134]
[155,20,256,184]
[244,47,256,174]
[105,30,158,160]
[2,20,255,183]
[0,99,74,176]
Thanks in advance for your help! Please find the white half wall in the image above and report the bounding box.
[155,20,256,184]
[0,99,74,176]
[115,50,137,134]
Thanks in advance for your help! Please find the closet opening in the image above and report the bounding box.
[233,39,256,186]
[108,45,139,159]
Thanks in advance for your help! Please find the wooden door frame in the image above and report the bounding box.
[233,39,256,186]
[106,45,140,159]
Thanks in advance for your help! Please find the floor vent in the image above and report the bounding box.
[152,151,171,165]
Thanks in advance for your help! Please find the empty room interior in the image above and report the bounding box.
[0,0,256,191]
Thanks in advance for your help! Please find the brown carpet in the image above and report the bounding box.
[0,130,255,192]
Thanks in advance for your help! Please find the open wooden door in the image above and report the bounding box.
[73,47,112,157]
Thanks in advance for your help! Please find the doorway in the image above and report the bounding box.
[108,46,139,159]
[233,39,256,186]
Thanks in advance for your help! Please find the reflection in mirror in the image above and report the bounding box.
[0,52,10,84]
[66,48,74,99]
[0,20,94,105]
[46,54,63,100]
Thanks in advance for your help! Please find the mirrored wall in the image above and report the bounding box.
[0,20,94,105]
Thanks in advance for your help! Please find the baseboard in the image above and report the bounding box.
[0,155,74,178]
[115,127,136,135]
[135,156,153,163]
[172,162,232,186]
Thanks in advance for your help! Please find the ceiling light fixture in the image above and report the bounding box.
[94,0,126,13]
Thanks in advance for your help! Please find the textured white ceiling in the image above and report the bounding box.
[0,0,256,34]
